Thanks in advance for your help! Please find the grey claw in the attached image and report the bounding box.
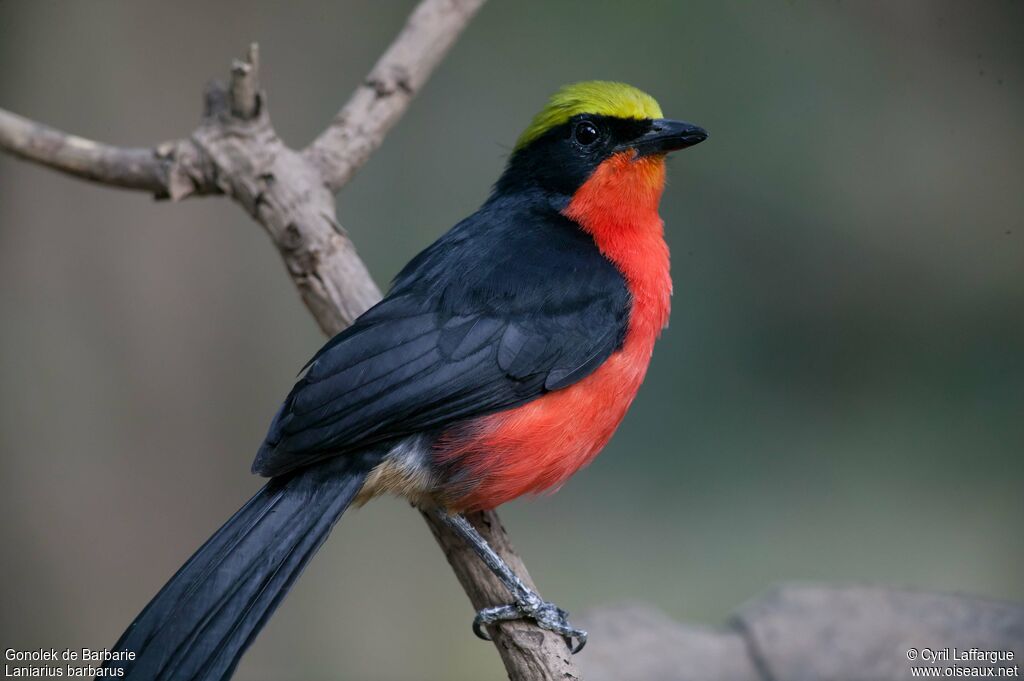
[471,601,588,654]
[535,603,587,654]
[567,631,587,654]
[472,604,521,641]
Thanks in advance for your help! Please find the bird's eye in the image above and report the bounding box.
[573,120,600,147]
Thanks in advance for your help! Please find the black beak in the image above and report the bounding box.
[627,118,708,157]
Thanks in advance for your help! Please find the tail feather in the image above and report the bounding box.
[105,453,376,681]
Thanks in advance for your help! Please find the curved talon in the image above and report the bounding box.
[535,603,587,654]
[566,630,587,654]
[471,601,588,654]
[473,604,521,640]
[473,614,489,643]
[472,617,490,641]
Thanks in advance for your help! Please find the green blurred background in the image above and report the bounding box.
[1,1,1021,678]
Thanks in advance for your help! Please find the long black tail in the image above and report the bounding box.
[105,453,377,681]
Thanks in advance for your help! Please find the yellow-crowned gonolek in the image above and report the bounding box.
[106,81,707,680]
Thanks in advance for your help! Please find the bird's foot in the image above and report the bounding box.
[430,510,587,653]
[472,597,587,653]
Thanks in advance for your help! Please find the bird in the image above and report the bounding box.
[104,80,707,681]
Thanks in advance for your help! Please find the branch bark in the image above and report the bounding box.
[0,1,582,679]
[0,107,174,194]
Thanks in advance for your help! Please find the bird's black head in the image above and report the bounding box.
[493,81,707,203]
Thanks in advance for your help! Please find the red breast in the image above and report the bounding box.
[437,153,672,511]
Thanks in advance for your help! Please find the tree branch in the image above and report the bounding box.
[230,43,262,120]
[0,1,583,679]
[305,0,486,192]
[0,108,221,200]
[0,107,168,194]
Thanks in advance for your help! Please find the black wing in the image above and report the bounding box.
[253,193,630,477]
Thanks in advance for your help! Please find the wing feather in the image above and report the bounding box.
[253,196,633,477]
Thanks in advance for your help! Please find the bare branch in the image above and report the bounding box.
[230,43,261,120]
[0,107,168,193]
[305,0,486,192]
[0,107,218,200]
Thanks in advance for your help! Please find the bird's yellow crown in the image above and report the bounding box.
[515,81,663,151]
